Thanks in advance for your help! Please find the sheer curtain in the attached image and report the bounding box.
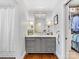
[0,7,15,52]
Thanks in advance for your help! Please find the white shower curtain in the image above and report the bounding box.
[0,7,15,52]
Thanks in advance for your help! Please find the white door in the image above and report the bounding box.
[1,8,10,51]
[9,8,16,52]
[0,8,15,52]
[0,9,2,51]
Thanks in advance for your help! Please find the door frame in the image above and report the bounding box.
[64,0,72,59]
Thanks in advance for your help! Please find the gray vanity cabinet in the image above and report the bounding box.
[25,37,56,53]
[25,38,36,53]
[35,38,41,52]
[25,37,41,53]
[41,37,56,53]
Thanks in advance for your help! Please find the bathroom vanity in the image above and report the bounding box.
[25,11,56,53]
[25,35,56,53]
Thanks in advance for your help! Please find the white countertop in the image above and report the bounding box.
[25,35,56,38]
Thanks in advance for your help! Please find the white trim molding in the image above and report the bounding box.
[21,51,26,59]
[16,51,26,59]
[64,0,71,5]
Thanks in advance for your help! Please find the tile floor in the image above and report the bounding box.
[69,50,79,59]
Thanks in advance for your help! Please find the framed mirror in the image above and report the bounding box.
[26,10,53,35]
[54,14,58,25]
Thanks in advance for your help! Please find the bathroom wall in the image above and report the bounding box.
[13,0,26,59]
[22,0,59,36]
[52,0,70,59]
[0,0,16,7]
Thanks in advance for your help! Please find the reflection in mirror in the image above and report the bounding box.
[26,11,54,36]
[34,13,46,35]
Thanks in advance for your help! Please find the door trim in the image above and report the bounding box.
[64,0,71,59]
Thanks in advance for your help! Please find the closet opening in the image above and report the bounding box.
[65,0,79,59]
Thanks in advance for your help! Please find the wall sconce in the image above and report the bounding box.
[30,22,34,25]
[37,23,41,27]
[47,21,51,26]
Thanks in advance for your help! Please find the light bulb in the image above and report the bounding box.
[47,21,51,25]
[38,23,41,26]
[30,22,33,25]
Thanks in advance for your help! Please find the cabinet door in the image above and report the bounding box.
[25,38,36,53]
[1,9,10,52]
[42,37,56,53]
[35,38,41,53]
[9,8,15,52]
[0,8,16,52]
[41,38,46,53]
[25,37,41,53]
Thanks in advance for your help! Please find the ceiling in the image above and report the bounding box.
[22,0,58,11]
[0,0,16,6]
[70,0,79,7]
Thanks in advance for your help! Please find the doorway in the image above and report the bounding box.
[65,0,79,59]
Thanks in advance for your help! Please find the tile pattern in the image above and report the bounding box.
[69,50,79,59]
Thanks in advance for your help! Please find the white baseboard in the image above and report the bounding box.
[16,51,26,59]
[21,51,26,59]
[0,51,16,57]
